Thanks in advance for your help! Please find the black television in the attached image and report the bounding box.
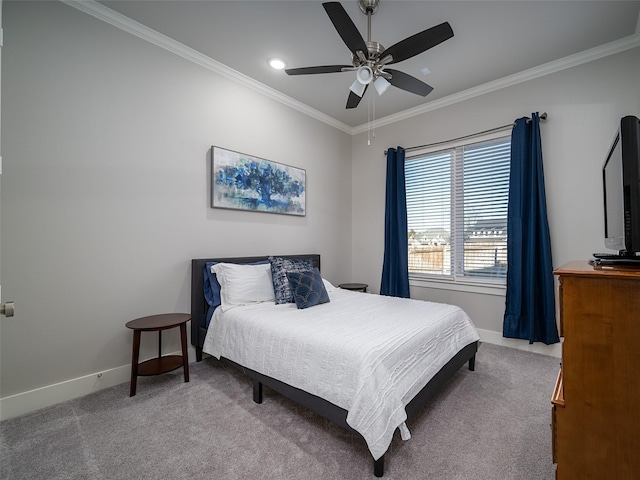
[601,115,640,258]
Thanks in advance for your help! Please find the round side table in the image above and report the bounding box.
[338,283,368,292]
[125,313,191,397]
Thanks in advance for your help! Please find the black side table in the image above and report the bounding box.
[125,313,191,396]
[338,283,368,292]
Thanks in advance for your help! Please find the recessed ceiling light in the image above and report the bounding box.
[268,58,287,70]
[421,66,431,76]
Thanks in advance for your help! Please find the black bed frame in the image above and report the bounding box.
[191,255,478,477]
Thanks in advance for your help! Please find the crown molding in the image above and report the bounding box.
[61,0,640,137]
[60,0,353,135]
[352,32,640,134]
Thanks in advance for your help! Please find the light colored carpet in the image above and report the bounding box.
[0,343,558,479]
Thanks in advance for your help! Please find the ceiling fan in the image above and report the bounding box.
[285,0,454,109]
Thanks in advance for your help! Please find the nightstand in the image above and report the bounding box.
[125,313,191,396]
[338,283,368,292]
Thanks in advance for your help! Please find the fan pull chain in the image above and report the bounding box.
[372,95,376,141]
[367,93,371,145]
[367,92,376,146]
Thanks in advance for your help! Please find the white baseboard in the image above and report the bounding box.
[0,348,197,421]
[0,364,131,421]
[477,328,562,358]
[1,332,560,421]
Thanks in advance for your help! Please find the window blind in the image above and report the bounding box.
[406,136,510,281]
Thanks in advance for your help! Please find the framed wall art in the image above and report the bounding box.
[211,146,306,216]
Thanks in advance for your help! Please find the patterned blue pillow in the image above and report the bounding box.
[269,256,313,304]
[286,268,330,309]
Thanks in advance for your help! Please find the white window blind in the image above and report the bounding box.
[405,136,510,282]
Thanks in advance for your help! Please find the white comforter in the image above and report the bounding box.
[202,282,479,460]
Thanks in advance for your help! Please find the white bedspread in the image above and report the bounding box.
[202,283,479,460]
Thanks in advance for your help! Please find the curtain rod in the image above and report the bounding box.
[384,112,548,156]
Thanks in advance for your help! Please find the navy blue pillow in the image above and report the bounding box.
[286,268,330,309]
[203,262,221,328]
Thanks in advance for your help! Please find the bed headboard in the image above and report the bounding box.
[190,254,321,360]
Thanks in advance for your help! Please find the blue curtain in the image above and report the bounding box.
[380,147,410,298]
[503,113,559,345]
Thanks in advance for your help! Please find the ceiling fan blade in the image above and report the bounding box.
[346,85,368,109]
[323,2,368,56]
[380,22,454,65]
[386,69,434,96]
[285,65,352,75]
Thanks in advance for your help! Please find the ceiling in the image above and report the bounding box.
[97,0,640,131]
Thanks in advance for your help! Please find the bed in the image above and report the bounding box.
[191,254,479,477]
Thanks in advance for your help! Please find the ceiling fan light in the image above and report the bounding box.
[355,65,374,85]
[374,76,391,95]
[350,79,367,97]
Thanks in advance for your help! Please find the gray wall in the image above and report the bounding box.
[0,1,352,399]
[351,47,640,334]
[2,0,639,411]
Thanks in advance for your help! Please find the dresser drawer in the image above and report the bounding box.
[551,368,564,465]
[551,405,557,464]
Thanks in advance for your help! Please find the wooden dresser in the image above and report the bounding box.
[552,261,640,479]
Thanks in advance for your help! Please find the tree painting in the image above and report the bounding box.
[212,147,306,216]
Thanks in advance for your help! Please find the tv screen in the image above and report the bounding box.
[601,115,640,257]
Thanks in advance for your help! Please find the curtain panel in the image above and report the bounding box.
[380,147,410,298]
[503,113,559,345]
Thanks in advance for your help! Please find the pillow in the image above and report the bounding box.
[203,260,268,326]
[268,256,314,304]
[212,262,274,311]
[286,268,330,309]
[203,262,222,328]
[322,278,338,292]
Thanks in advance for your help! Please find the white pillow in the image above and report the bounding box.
[212,263,275,311]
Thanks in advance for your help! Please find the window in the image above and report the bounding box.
[405,136,510,283]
